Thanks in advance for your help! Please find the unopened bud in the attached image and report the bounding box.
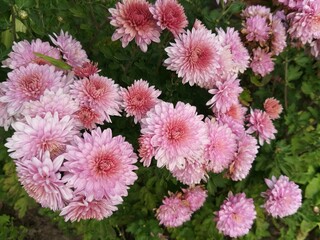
[57,16,64,22]
[313,206,319,214]
[18,10,28,20]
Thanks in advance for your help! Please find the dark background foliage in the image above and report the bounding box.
[0,0,319,239]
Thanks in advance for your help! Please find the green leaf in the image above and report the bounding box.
[305,175,320,203]
[33,52,72,70]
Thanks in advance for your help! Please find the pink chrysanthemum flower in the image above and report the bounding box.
[242,5,271,18]
[271,18,287,56]
[244,15,271,44]
[60,193,118,222]
[0,84,14,130]
[228,133,259,181]
[22,88,79,119]
[63,127,138,200]
[70,74,121,122]
[217,114,245,138]
[204,119,237,173]
[171,160,208,185]
[247,109,277,145]
[5,112,76,161]
[120,79,161,123]
[182,186,207,212]
[223,103,247,123]
[288,1,320,44]
[73,62,100,78]
[207,74,243,114]
[263,97,283,120]
[138,135,155,167]
[216,27,250,74]
[150,0,188,37]
[74,106,105,130]
[215,192,256,238]
[250,48,275,77]
[262,175,302,218]
[50,30,89,68]
[156,193,192,227]
[140,101,208,171]
[15,151,73,211]
[164,21,221,87]
[2,39,60,69]
[0,64,63,115]
[109,0,161,52]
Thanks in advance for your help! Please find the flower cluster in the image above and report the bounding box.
[241,5,287,76]
[1,31,140,222]
[156,186,207,227]
[277,0,320,58]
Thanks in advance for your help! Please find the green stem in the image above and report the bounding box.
[284,56,289,111]
[11,5,16,42]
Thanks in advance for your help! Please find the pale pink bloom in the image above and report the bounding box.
[164,21,221,87]
[263,97,283,120]
[250,48,275,77]
[271,17,287,56]
[182,186,207,212]
[2,39,60,69]
[247,109,277,145]
[120,79,161,123]
[262,175,302,218]
[244,15,271,44]
[138,135,155,167]
[74,106,105,130]
[50,30,89,67]
[217,114,245,137]
[5,112,76,161]
[73,62,100,78]
[60,193,118,222]
[288,1,320,44]
[140,101,208,171]
[204,119,237,173]
[310,39,320,58]
[63,127,138,200]
[150,0,188,37]
[242,5,271,18]
[70,74,122,122]
[216,27,250,73]
[15,151,73,211]
[0,64,63,115]
[228,133,259,181]
[109,0,161,52]
[156,193,192,227]
[22,88,79,119]
[207,74,243,113]
[171,160,208,185]
[215,192,256,238]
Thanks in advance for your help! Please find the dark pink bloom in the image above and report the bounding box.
[263,97,283,120]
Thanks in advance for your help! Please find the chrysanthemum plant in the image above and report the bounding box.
[0,0,320,239]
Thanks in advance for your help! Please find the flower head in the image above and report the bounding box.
[244,15,271,44]
[109,0,161,52]
[5,112,77,161]
[171,160,208,185]
[60,193,118,222]
[215,192,256,238]
[0,64,64,115]
[140,101,208,171]
[271,18,287,56]
[262,175,302,218]
[247,109,277,145]
[50,30,89,67]
[164,21,221,87]
[250,48,275,77]
[74,62,100,78]
[63,128,138,200]
[150,0,188,37]
[263,97,283,120]
[16,151,73,211]
[138,134,155,167]
[204,119,237,173]
[70,74,122,122]
[2,39,60,69]
[120,79,161,123]
[182,186,207,212]
[156,193,192,227]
